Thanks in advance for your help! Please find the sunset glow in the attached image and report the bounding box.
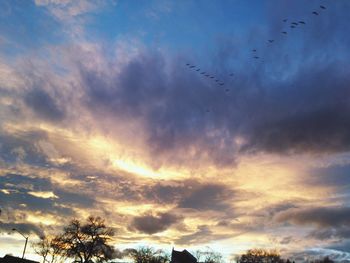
[0,0,350,262]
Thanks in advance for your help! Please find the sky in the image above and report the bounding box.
[0,0,350,262]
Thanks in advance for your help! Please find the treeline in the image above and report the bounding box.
[31,216,335,263]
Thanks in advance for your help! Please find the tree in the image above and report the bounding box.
[58,216,115,263]
[194,248,223,263]
[312,256,334,263]
[33,235,62,263]
[237,249,283,263]
[127,246,170,263]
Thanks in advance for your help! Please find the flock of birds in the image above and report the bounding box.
[183,4,327,109]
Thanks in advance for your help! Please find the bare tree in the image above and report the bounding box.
[311,256,334,263]
[33,235,62,263]
[194,248,223,263]
[127,246,170,263]
[237,249,283,263]
[58,216,115,263]
[33,236,50,263]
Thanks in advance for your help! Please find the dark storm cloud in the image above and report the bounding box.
[143,180,201,205]
[75,1,350,163]
[0,173,96,216]
[327,240,350,255]
[0,183,73,216]
[244,103,350,155]
[275,206,350,227]
[289,249,350,263]
[0,131,49,166]
[256,202,299,218]
[0,173,52,191]
[54,188,96,208]
[24,88,65,121]
[308,226,350,240]
[307,163,350,187]
[0,221,43,236]
[130,212,182,234]
[175,225,232,245]
[178,183,235,211]
[79,50,240,165]
[279,236,293,245]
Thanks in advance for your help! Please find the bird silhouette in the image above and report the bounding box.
[283,19,288,22]
[190,65,195,68]
[290,25,296,28]
[312,11,319,15]
[291,22,298,26]
[253,56,259,59]
[281,31,287,34]
[196,69,200,71]
[299,21,306,24]
[252,49,257,52]
[210,76,214,79]
[320,5,326,9]
[268,40,274,43]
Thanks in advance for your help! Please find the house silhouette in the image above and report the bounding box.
[171,249,197,263]
[0,255,39,263]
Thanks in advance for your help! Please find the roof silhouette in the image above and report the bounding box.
[171,249,197,263]
[0,255,39,263]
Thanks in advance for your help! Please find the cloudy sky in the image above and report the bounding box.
[1,0,350,261]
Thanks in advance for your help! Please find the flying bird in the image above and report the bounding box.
[268,40,274,43]
[291,22,298,26]
[312,11,319,15]
[210,76,214,79]
[299,21,306,24]
[283,19,288,22]
[196,69,200,71]
[215,79,219,82]
[252,49,257,52]
[253,56,259,59]
[220,83,224,86]
[290,25,296,28]
[190,65,195,68]
[281,31,287,34]
[320,5,326,9]
[186,63,190,66]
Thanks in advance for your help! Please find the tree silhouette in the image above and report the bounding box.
[33,235,62,263]
[237,249,283,263]
[127,246,170,263]
[58,216,115,263]
[194,248,223,263]
[311,256,334,263]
